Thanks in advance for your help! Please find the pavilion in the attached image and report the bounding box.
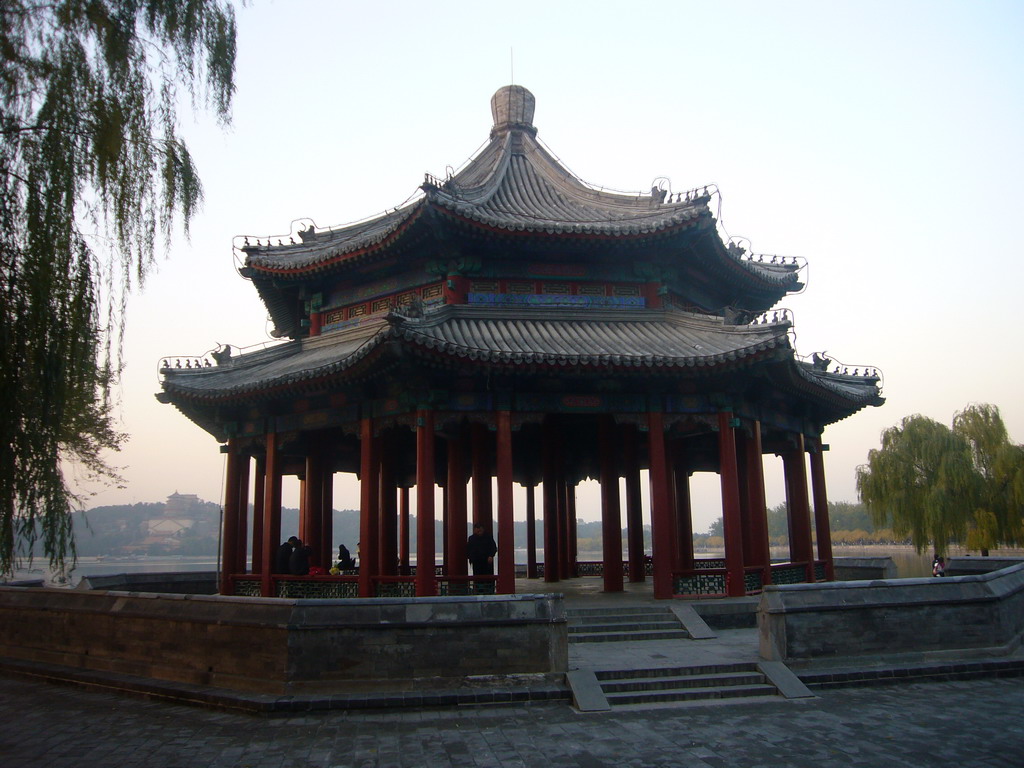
[158,85,883,600]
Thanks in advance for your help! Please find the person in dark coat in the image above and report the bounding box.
[336,544,355,570]
[275,536,299,574]
[466,524,497,576]
[289,543,311,576]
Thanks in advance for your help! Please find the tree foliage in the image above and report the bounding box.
[0,1,237,576]
[952,404,1024,551]
[856,404,1024,556]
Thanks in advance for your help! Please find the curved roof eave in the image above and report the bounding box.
[781,361,885,425]
[158,306,796,405]
[159,320,394,404]
[241,202,428,278]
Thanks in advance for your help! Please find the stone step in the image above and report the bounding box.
[568,610,675,623]
[604,682,778,706]
[587,662,785,708]
[598,663,757,679]
[566,606,675,618]
[566,606,686,644]
[600,670,767,694]
[569,628,691,643]
[595,662,758,680]
[568,620,682,634]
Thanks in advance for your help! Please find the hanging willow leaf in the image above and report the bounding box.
[0,1,237,577]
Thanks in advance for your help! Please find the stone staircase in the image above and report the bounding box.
[594,663,779,707]
[566,606,690,643]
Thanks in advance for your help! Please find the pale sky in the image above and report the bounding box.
[78,0,1024,535]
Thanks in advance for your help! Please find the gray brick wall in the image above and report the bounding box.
[0,588,567,694]
[758,563,1024,662]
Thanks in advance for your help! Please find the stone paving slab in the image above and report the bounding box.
[1,673,1021,767]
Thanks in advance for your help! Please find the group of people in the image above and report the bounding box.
[932,555,946,577]
[274,538,357,576]
[272,526,498,578]
[275,536,313,575]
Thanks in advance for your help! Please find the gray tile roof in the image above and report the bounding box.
[425,132,710,236]
[391,305,788,368]
[160,306,792,402]
[241,87,799,293]
[795,363,884,406]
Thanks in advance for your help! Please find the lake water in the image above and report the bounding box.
[6,556,220,587]
[3,546,1012,587]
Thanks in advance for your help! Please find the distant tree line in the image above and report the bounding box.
[698,500,906,549]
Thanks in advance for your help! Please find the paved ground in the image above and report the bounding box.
[4,578,1022,766]
[1,673,1022,768]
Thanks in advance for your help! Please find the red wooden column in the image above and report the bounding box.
[260,431,283,597]
[251,456,266,575]
[441,485,449,574]
[623,425,645,583]
[471,423,493,535]
[320,466,333,572]
[235,453,250,575]
[220,439,242,595]
[447,430,468,578]
[303,446,324,568]
[648,411,674,599]
[718,412,746,598]
[399,486,411,575]
[379,448,398,577]
[525,483,538,579]
[415,408,437,596]
[810,443,835,580]
[568,485,579,577]
[671,450,694,571]
[542,421,560,583]
[742,421,772,585]
[496,410,516,594]
[783,434,815,582]
[297,478,308,543]
[599,416,624,592]
[357,418,379,598]
[557,476,571,580]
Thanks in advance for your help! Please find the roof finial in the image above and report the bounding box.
[491,85,536,132]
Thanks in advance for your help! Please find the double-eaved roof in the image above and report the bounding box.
[160,85,883,438]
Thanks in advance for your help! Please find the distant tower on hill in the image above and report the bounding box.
[164,491,200,517]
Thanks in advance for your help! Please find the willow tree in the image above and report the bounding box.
[953,404,1024,553]
[0,1,237,576]
[857,405,1024,556]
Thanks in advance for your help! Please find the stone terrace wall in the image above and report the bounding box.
[759,563,1024,663]
[77,571,218,594]
[832,557,897,581]
[0,588,566,694]
[946,557,1024,577]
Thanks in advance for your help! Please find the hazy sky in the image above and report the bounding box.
[79,0,1024,535]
